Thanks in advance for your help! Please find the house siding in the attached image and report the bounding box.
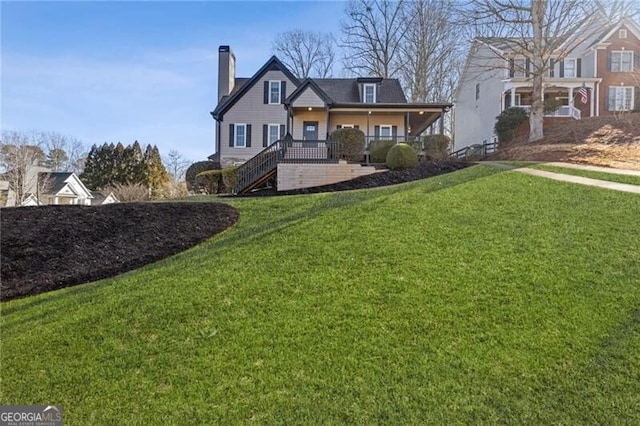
[454,44,504,150]
[291,87,325,108]
[291,111,407,140]
[219,70,296,166]
[596,24,640,115]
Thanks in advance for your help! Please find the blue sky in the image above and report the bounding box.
[1,1,346,162]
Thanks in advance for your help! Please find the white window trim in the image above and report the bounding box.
[234,123,247,148]
[341,124,355,128]
[564,58,577,77]
[620,29,628,39]
[268,81,281,104]
[364,83,376,103]
[379,124,393,138]
[267,123,280,145]
[514,94,521,106]
[611,50,634,72]
[609,86,634,111]
[513,58,527,77]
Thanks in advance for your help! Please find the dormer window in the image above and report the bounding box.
[364,84,376,103]
[269,81,281,104]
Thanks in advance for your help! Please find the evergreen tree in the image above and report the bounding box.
[143,144,170,195]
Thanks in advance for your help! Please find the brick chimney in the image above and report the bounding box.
[218,45,236,101]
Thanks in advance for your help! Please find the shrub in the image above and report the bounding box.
[186,161,220,192]
[386,143,418,170]
[104,183,149,202]
[329,128,365,162]
[423,134,451,160]
[494,107,529,144]
[195,170,223,194]
[369,140,396,163]
[221,167,238,193]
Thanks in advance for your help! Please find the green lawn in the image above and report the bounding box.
[2,165,640,424]
[531,164,640,186]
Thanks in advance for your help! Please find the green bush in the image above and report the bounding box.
[186,161,220,192]
[494,107,529,144]
[221,167,239,193]
[386,143,418,170]
[195,170,222,194]
[423,134,451,160]
[329,128,365,162]
[369,140,396,163]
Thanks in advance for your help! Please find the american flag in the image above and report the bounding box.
[578,83,588,104]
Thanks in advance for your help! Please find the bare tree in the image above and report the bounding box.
[164,149,190,182]
[340,0,408,77]
[464,0,597,142]
[272,30,336,79]
[0,130,48,205]
[399,0,462,102]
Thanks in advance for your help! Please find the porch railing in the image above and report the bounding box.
[518,105,581,119]
[450,141,499,160]
[232,139,340,194]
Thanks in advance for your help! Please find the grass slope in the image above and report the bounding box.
[2,165,640,424]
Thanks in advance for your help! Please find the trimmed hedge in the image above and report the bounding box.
[494,107,529,144]
[330,128,365,162]
[423,134,451,160]
[195,166,238,194]
[369,140,396,163]
[386,143,418,170]
[186,161,220,192]
[221,167,238,192]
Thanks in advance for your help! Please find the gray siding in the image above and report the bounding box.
[219,70,296,166]
[292,87,325,107]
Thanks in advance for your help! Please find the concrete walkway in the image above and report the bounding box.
[481,161,640,194]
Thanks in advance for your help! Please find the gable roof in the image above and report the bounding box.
[39,172,93,198]
[211,56,300,120]
[590,18,640,48]
[285,78,408,106]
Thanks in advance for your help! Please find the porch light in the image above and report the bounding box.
[308,107,313,111]
[419,111,424,115]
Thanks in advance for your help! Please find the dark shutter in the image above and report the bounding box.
[281,81,286,103]
[246,124,252,147]
[525,58,531,77]
[509,59,515,78]
[374,125,380,138]
[280,124,286,138]
[577,58,582,77]
[559,60,564,78]
[229,124,235,147]
[549,59,555,77]
[634,51,640,71]
[392,126,398,141]
[264,81,269,104]
[263,124,268,147]
[605,87,610,111]
[354,125,360,130]
[607,51,612,72]
[337,125,342,129]
[635,87,640,111]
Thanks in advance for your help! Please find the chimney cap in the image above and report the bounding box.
[219,45,230,52]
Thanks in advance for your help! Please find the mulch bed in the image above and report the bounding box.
[1,160,471,301]
[1,202,239,301]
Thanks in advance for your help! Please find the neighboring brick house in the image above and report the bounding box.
[454,17,640,151]
[210,46,451,169]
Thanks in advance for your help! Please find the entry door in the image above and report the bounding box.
[303,121,319,140]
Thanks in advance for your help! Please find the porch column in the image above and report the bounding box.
[510,88,516,107]
[568,87,574,107]
[502,92,506,111]
[440,108,445,134]
[325,106,330,139]
[405,111,409,140]
[590,84,595,117]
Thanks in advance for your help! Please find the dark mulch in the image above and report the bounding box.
[1,203,239,301]
[1,160,470,302]
[239,160,471,196]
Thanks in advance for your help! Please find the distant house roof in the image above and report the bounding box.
[91,191,119,205]
[38,172,93,199]
[589,17,640,48]
[285,78,409,106]
[211,56,300,120]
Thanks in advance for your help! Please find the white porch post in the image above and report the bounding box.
[568,87,574,107]
[502,92,506,111]
[510,88,516,107]
[590,84,595,117]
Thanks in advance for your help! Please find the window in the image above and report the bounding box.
[269,81,281,104]
[564,58,576,78]
[340,124,355,128]
[379,125,392,138]
[234,124,246,147]
[611,51,633,72]
[513,94,521,106]
[608,87,633,111]
[268,124,280,145]
[513,58,526,77]
[620,29,628,39]
[364,84,376,103]
[475,83,480,100]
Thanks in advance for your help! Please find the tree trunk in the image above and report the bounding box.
[529,0,547,142]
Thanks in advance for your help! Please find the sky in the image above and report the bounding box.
[1,0,346,162]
